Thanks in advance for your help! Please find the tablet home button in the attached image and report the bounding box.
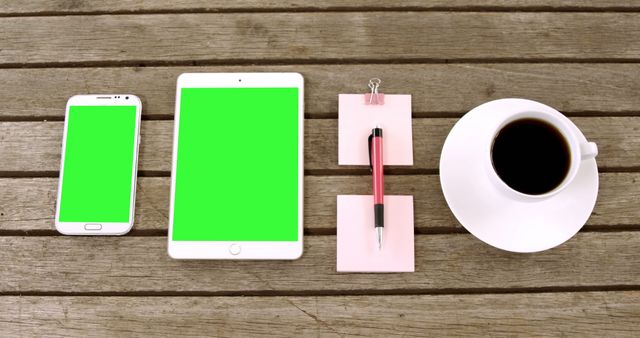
[229,243,241,255]
[84,223,102,231]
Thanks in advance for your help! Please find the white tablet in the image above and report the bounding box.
[168,73,304,259]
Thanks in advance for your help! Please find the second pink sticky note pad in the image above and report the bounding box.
[337,195,415,272]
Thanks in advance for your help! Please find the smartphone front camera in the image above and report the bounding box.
[125,96,129,100]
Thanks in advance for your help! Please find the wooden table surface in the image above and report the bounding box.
[1,1,640,336]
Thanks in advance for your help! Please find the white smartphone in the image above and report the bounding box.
[55,94,142,235]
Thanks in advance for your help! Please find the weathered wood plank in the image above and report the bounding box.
[0,232,638,292]
[0,173,638,232]
[3,64,640,119]
[2,13,640,65]
[0,118,637,172]
[1,292,638,337]
[3,1,640,15]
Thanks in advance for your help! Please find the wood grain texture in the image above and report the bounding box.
[0,173,638,232]
[0,118,637,172]
[3,0,640,15]
[1,292,638,337]
[1,2,639,335]
[2,64,640,119]
[0,232,638,293]
[2,13,640,65]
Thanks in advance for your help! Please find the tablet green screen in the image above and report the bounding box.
[172,88,299,241]
[59,105,137,222]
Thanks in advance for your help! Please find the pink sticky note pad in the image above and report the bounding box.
[338,94,413,165]
[337,195,415,273]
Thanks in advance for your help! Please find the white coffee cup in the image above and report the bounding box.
[483,99,598,201]
[440,98,600,252]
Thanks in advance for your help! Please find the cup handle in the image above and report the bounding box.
[580,141,598,160]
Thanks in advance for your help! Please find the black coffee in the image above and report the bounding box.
[491,118,570,195]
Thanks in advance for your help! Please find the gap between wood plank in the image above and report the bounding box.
[2,58,640,70]
[0,167,637,178]
[0,224,638,237]
[2,6,640,18]
[3,111,640,122]
[1,285,639,298]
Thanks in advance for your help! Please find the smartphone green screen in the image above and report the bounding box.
[59,105,137,222]
[172,88,299,241]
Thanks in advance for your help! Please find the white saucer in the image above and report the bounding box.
[439,103,599,253]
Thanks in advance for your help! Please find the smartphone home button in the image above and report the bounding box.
[229,243,241,255]
[84,223,102,231]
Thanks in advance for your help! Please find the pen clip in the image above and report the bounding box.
[368,132,373,172]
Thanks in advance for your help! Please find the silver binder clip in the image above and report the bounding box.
[365,78,384,105]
